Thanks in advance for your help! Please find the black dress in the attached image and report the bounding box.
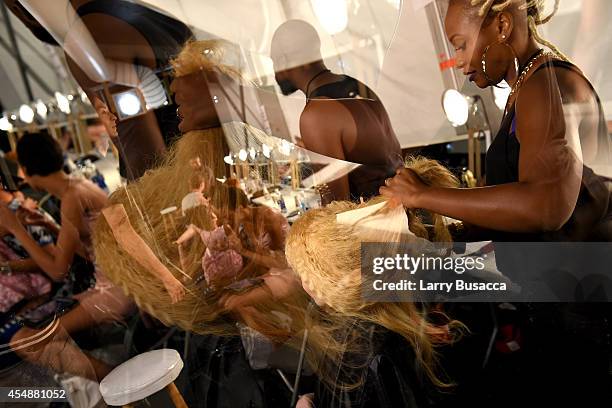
[483,58,611,405]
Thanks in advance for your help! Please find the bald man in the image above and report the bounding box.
[271,19,403,203]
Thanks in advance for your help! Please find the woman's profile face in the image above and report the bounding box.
[170,72,221,132]
[444,1,500,89]
[92,96,119,138]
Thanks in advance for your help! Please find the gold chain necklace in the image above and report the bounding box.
[505,49,556,114]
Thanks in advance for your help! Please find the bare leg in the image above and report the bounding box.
[10,299,125,381]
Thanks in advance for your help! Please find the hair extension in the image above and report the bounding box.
[404,156,461,242]
[470,0,569,61]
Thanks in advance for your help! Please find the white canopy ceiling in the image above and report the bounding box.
[1,0,610,148]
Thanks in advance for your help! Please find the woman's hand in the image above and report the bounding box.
[262,269,301,300]
[224,225,243,252]
[379,168,428,208]
[218,270,300,312]
[174,225,196,246]
[219,290,257,312]
[162,276,186,304]
[17,207,47,226]
[296,393,315,408]
[0,205,23,233]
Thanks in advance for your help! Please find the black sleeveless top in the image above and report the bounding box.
[309,76,403,201]
[309,75,379,101]
[486,59,612,273]
[77,0,192,70]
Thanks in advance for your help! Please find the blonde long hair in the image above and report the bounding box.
[93,39,300,338]
[286,157,464,389]
[94,130,232,334]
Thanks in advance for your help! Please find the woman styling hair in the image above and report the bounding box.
[382,0,611,404]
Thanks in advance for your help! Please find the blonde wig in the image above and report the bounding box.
[285,157,463,389]
[93,40,305,338]
[170,39,242,79]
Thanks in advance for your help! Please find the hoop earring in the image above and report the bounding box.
[481,40,519,87]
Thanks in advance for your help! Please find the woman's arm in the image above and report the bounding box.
[103,204,185,303]
[263,209,290,251]
[240,248,289,269]
[17,207,61,237]
[0,200,81,281]
[382,70,583,234]
[175,224,198,245]
[6,243,57,275]
[219,269,302,311]
[5,258,46,275]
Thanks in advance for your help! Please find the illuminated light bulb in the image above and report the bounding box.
[55,92,71,114]
[262,144,271,158]
[19,104,35,124]
[36,100,47,119]
[493,80,511,111]
[80,89,90,104]
[117,92,141,116]
[238,149,248,161]
[311,0,348,35]
[0,116,12,131]
[442,89,469,127]
[279,140,293,156]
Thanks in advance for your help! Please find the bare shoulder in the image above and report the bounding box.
[514,66,564,132]
[518,61,595,108]
[301,98,351,126]
[515,61,599,141]
[553,64,596,105]
[63,179,107,216]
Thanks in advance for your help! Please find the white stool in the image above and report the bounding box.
[99,349,187,407]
